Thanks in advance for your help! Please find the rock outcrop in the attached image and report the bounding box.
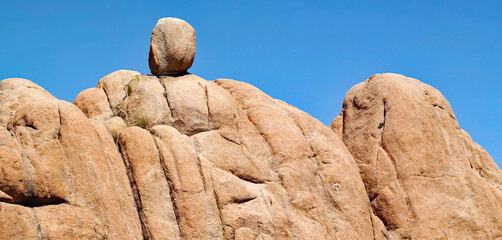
[1,17,501,240]
[71,71,379,239]
[0,78,143,239]
[331,73,502,239]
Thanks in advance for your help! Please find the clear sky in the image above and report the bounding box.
[1,1,501,167]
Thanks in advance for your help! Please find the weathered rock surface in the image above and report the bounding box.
[332,73,502,239]
[70,71,379,239]
[149,18,196,75]
[0,78,143,239]
[1,71,501,240]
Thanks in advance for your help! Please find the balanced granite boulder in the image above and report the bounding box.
[149,17,196,76]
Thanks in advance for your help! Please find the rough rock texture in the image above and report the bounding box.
[0,71,501,240]
[331,73,502,239]
[149,18,196,75]
[0,78,143,239]
[70,72,380,239]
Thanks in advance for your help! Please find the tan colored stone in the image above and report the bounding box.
[255,233,273,240]
[2,68,501,240]
[159,74,209,135]
[214,167,274,240]
[0,78,143,239]
[149,18,196,75]
[118,126,180,239]
[151,125,223,239]
[0,78,55,127]
[193,130,273,183]
[215,78,378,240]
[102,116,127,140]
[35,205,107,239]
[73,87,112,120]
[118,75,172,128]
[330,114,343,137]
[234,227,254,240]
[0,203,38,239]
[96,69,140,111]
[333,73,502,239]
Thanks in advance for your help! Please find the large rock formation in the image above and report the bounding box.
[1,17,501,240]
[331,73,502,239]
[71,71,379,239]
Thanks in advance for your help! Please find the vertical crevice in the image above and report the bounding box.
[210,175,226,238]
[373,101,387,202]
[244,111,275,164]
[191,137,225,238]
[341,108,347,138]
[379,144,417,221]
[152,137,183,239]
[55,101,77,208]
[368,203,377,240]
[90,124,136,238]
[378,101,387,132]
[20,152,35,199]
[374,100,416,232]
[32,208,43,240]
[191,139,207,193]
[57,102,62,140]
[199,157,226,238]
[117,143,150,240]
[100,86,114,114]
[204,85,212,131]
[59,101,134,238]
[159,77,175,126]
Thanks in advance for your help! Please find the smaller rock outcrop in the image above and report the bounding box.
[149,17,196,76]
[331,73,502,239]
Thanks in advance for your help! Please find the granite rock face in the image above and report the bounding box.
[0,71,501,239]
[331,73,502,239]
[0,78,143,239]
[71,72,378,239]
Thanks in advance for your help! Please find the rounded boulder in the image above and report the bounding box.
[148,18,196,75]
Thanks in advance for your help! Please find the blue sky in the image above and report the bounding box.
[1,1,501,167]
